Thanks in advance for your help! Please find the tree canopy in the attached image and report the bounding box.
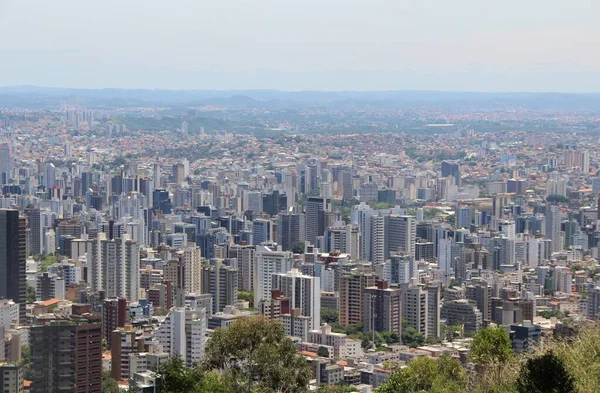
[469,327,513,366]
[203,316,312,393]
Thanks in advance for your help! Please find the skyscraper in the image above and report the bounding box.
[0,209,26,324]
[278,212,305,252]
[0,143,10,185]
[272,268,321,329]
[31,318,102,393]
[441,161,461,187]
[339,273,376,327]
[26,207,43,256]
[363,281,402,334]
[305,197,331,245]
[545,205,562,253]
[254,245,293,306]
[387,215,416,258]
[252,219,272,246]
[201,260,238,313]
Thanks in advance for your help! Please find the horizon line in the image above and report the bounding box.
[2,84,600,95]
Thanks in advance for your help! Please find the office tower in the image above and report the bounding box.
[181,245,202,295]
[31,319,102,393]
[389,255,416,284]
[305,197,331,245]
[152,189,172,214]
[403,286,428,336]
[466,281,492,321]
[111,326,145,381]
[44,163,56,189]
[360,182,378,203]
[415,241,435,262]
[25,207,43,256]
[545,205,562,253]
[154,307,207,367]
[339,170,353,201]
[254,245,294,306]
[272,268,321,329]
[441,300,483,334]
[0,363,23,393]
[228,244,255,292]
[323,224,360,260]
[441,161,461,187]
[262,190,287,216]
[172,163,185,184]
[455,206,472,227]
[245,191,263,216]
[103,298,127,345]
[370,214,386,264]
[36,272,59,301]
[339,273,376,327]
[492,193,511,219]
[88,235,140,302]
[0,210,26,324]
[363,281,402,334]
[387,215,416,257]
[278,212,305,252]
[426,282,441,338]
[201,261,238,313]
[252,219,272,245]
[437,237,453,284]
[0,143,10,185]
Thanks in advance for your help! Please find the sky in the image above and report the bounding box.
[0,0,599,92]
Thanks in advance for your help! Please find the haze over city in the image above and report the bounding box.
[2,2,600,393]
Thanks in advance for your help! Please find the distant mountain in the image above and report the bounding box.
[1,86,600,111]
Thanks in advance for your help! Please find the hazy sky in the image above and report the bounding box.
[1,0,599,91]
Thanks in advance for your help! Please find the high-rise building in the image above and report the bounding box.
[0,143,10,185]
[403,286,428,337]
[305,197,331,245]
[441,161,461,187]
[0,363,24,393]
[228,244,255,292]
[387,215,416,258]
[441,299,483,334]
[323,224,360,260]
[252,219,272,246]
[363,281,402,334]
[272,268,321,329]
[277,212,305,252]
[25,208,44,256]
[201,261,238,313]
[111,326,145,381]
[154,307,207,367]
[103,298,127,345]
[254,245,293,306]
[426,282,441,338]
[370,214,386,264]
[31,319,102,393]
[0,210,26,324]
[545,205,562,253]
[339,273,376,327]
[181,245,202,295]
[88,234,140,302]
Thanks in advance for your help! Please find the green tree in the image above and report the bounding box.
[401,325,425,347]
[469,327,513,366]
[291,241,306,254]
[156,356,202,393]
[26,284,36,303]
[317,346,330,358]
[516,351,575,393]
[377,355,467,393]
[203,316,311,393]
[102,371,120,393]
[237,290,254,304]
[21,345,31,380]
[321,308,339,324]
